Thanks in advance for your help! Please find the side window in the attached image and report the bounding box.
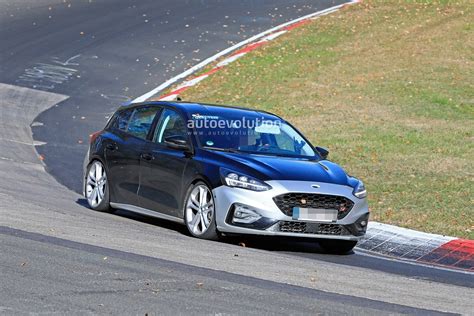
[127,107,160,140]
[109,109,133,131]
[153,109,188,144]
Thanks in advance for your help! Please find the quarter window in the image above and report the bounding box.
[110,109,133,131]
[127,107,160,140]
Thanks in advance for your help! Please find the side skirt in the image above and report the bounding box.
[110,202,185,224]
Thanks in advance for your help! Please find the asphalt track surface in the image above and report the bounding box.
[1,0,348,193]
[0,0,473,314]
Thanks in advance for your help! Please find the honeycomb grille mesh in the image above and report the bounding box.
[273,193,354,219]
[278,221,347,235]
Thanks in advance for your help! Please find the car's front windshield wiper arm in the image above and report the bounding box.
[202,146,240,153]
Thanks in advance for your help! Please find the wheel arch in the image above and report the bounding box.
[179,174,215,218]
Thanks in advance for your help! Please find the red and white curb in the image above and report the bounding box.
[131,0,473,272]
[132,0,361,103]
[361,222,474,272]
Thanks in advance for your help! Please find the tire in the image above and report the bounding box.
[183,181,219,240]
[85,160,112,212]
[318,239,357,254]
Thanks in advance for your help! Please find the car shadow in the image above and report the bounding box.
[220,234,355,255]
[75,198,188,235]
[75,198,354,255]
[75,198,90,208]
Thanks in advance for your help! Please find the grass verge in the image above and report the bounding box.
[178,1,474,238]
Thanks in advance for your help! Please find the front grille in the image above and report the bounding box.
[278,221,347,235]
[273,193,354,219]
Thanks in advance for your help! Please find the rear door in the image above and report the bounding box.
[138,108,191,217]
[105,106,161,206]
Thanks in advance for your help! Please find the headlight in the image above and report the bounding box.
[220,168,271,191]
[353,180,367,199]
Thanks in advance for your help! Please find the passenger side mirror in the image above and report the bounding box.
[316,146,329,159]
[164,135,190,151]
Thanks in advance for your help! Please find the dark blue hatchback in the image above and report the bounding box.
[83,101,369,253]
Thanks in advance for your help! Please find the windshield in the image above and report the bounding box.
[188,112,317,158]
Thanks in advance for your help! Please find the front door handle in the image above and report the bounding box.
[106,143,118,151]
[140,153,154,161]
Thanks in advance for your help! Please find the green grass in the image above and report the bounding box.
[175,0,474,238]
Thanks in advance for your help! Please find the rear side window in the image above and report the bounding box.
[127,107,160,140]
[109,109,133,131]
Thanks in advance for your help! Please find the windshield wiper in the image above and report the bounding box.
[202,146,241,153]
[239,150,317,159]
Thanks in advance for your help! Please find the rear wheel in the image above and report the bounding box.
[318,239,357,254]
[184,182,219,240]
[85,160,112,212]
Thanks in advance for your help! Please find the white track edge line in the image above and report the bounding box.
[132,1,358,103]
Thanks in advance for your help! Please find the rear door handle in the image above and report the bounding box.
[106,143,118,151]
[140,153,154,161]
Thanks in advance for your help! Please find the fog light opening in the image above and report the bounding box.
[232,204,262,224]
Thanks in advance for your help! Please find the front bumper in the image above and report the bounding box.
[212,180,369,241]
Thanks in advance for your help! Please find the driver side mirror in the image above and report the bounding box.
[316,146,329,160]
[164,136,190,151]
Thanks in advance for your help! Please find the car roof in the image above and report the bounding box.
[120,101,282,120]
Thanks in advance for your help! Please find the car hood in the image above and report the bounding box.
[205,150,350,186]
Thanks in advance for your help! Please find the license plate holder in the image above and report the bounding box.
[292,207,337,222]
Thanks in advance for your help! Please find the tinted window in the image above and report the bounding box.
[110,109,133,131]
[127,107,160,140]
[153,109,188,144]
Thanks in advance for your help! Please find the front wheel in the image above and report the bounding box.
[184,182,219,240]
[318,239,357,254]
[85,160,112,212]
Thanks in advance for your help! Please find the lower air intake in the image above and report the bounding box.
[278,221,347,235]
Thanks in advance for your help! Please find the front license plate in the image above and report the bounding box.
[292,207,337,222]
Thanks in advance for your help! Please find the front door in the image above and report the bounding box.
[138,108,191,217]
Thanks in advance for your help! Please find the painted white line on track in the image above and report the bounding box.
[260,30,288,42]
[132,1,359,103]
[175,75,210,90]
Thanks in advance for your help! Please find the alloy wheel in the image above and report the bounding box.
[86,161,107,208]
[186,184,215,236]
